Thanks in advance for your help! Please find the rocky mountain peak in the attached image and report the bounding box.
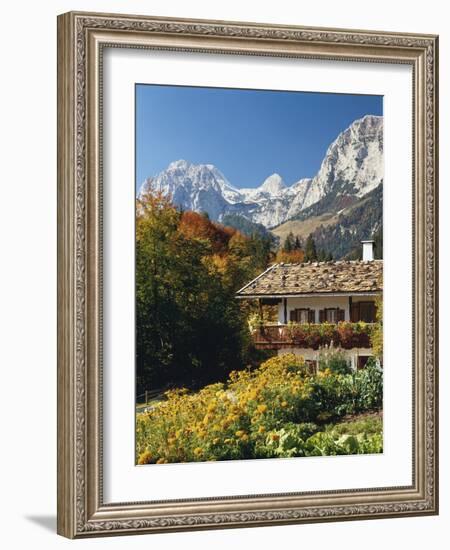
[260,173,286,195]
[168,159,190,169]
[138,115,383,229]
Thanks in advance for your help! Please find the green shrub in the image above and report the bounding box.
[354,362,383,411]
[328,415,382,436]
[256,418,383,459]
[318,344,352,375]
[304,431,382,456]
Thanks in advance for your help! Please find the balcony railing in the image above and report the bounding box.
[251,322,376,350]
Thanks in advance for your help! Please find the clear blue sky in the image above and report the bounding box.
[136,84,382,191]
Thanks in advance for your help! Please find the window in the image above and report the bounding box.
[357,356,371,369]
[326,308,338,323]
[289,308,315,323]
[319,308,345,323]
[359,302,376,323]
[350,301,376,323]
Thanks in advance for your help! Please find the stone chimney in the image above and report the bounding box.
[361,240,375,261]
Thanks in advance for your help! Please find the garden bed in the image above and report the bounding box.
[136,353,383,464]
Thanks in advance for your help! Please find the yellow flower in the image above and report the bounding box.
[257,404,268,414]
[235,430,245,438]
[193,447,203,456]
[137,451,152,465]
[258,425,266,434]
[281,401,288,408]
[270,433,280,442]
[156,457,166,464]
[224,438,232,444]
[212,437,220,444]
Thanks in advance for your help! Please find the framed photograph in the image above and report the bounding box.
[57,11,439,538]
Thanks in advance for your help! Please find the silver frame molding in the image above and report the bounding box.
[57,11,439,538]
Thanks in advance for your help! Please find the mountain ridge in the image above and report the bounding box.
[139,114,383,230]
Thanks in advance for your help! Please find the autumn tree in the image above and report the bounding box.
[136,188,268,393]
[275,249,305,263]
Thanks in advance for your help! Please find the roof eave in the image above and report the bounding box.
[236,290,382,299]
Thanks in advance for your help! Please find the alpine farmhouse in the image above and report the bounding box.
[236,241,382,370]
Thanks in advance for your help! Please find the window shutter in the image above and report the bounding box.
[308,309,315,323]
[289,309,296,322]
[319,309,325,323]
[359,302,376,322]
[338,308,345,322]
[350,303,359,322]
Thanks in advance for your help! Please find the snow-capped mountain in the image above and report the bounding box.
[141,159,242,221]
[240,173,287,199]
[285,114,383,221]
[139,115,383,229]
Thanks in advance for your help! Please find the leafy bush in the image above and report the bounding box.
[317,344,352,375]
[328,415,382,436]
[250,418,382,459]
[354,361,383,411]
[305,430,382,456]
[370,296,383,361]
[136,354,383,464]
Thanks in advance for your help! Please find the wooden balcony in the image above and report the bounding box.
[251,322,375,350]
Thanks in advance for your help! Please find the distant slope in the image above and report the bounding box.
[273,184,382,259]
[271,212,339,244]
[309,185,382,259]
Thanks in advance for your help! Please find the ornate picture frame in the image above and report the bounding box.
[57,11,438,538]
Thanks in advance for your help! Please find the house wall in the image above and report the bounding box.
[278,346,374,371]
[276,295,377,324]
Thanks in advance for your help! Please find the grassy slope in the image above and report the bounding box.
[271,189,380,255]
[271,211,339,243]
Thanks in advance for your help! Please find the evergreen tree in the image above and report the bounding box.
[294,235,302,250]
[373,228,383,259]
[304,234,318,261]
[283,231,295,253]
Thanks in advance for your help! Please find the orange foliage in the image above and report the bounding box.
[179,211,244,254]
[275,249,305,263]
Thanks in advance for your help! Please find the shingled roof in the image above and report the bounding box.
[236,260,383,297]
